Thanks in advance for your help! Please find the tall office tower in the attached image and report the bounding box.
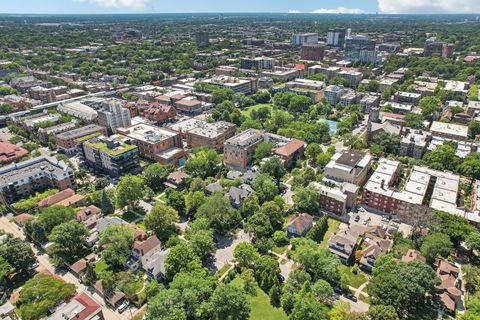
[301,44,325,61]
[291,33,318,46]
[195,31,210,47]
[345,35,376,63]
[327,29,346,48]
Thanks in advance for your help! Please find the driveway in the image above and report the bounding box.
[339,295,370,313]
[212,230,250,271]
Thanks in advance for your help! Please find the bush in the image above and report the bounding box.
[273,231,289,246]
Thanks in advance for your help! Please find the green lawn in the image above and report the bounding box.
[231,278,288,320]
[94,259,109,273]
[241,104,273,118]
[272,245,288,255]
[123,210,140,223]
[216,263,232,279]
[319,218,342,249]
[338,264,368,289]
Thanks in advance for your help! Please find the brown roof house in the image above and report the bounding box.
[274,138,305,168]
[287,213,314,237]
[38,188,84,209]
[433,259,462,314]
[164,171,189,190]
[69,253,97,279]
[0,140,28,164]
[328,224,366,263]
[126,235,162,272]
[401,249,426,263]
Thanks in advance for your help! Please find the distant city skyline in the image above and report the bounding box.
[2,0,480,15]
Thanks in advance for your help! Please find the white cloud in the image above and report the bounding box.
[312,7,366,14]
[288,10,302,14]
[79,0,152,9]
[378,0,480,13]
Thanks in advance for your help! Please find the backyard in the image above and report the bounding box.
[241,104,273,118]
[231,277,288,320]
[319,218,342,249]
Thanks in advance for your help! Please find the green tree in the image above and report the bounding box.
[146,286,186,320]
[254,255,281,292]
[404,113,425,129]
[0,256,12,282]
[144,163,171,192]
[419,96,442,118]
[165,189,186,215]
[116,174,144,209]
[305,143,322,162]
[261,157,286,183]
[312,279,334,303]
[144,202,179,242]
[288,95,313,114]
[16,274,76,320]
[253,141,274,163]
[307,215,329,243]
[245,212,273,244]
[212,88,235,104]
[260,200,284,230]
[368,261,439,317]
[316,152,333,168]
[48,221,88,265]
[368,305,400,320]
[38,205,76,235]
[0,234,36,273]
[165,243,202,280]
[101,190,115,214]
[423,143,459,171]
[290,284,329,320]
[466,231,480,253]
[233,242,259,269]
[269,284,281,307]
[185,148,221,179]
[294,186,319,214]
[241,193,260,217]
[99,224,135,267]
[433,210,475,245]
[458,153,480,179]
[252,173,279,203]
[185,191,206,215]
[420,232,453,263]
[208,282,250,320]
[196,192,241,234]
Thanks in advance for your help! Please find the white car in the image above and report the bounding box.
[117,301,130,313]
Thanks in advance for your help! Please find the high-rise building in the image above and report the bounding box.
[424,40,454,59]
[300,44,325,61]
[291,33,318,46]
[327,29,346,48]
[240,57,275,70]
[96,98,131,134]
[195,31,210,47]
[345,35,376,63]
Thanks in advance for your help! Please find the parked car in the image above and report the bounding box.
[118,301,130,313]
[354,215,360,222]
[345,293,358,302]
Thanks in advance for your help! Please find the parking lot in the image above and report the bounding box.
[348,206,413,237]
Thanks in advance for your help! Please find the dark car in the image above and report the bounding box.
[345,293,358,302]
[354,215,360,222]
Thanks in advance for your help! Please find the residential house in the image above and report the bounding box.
[127,236,162,272]
[286,213,314,237]
[144,249,170,281]
[43,292,103,320]
[228,184,254,209]
[163,171,189,190]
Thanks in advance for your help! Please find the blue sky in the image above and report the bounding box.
[2,0,480,14]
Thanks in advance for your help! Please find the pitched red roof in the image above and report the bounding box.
[73,292,102,320]
[275,139,305,157]
[38,188,75,208]
[133,235,161,256]
[0,140,28,163]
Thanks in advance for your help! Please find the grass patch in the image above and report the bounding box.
[231,277,288,320]
[132,273,144,293]
[319,218,342,249]
[216,263,232,279]
[158,193,167,203]
[94,259,109,274]
[338,264,368,289]
[272,245,288,255]
[359,294,370,304]
[123,210,140,223]
[241,104,273,118]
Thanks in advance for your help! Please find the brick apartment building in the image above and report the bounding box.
[56,124,108,154]
[116,123,185,165]
[0,156,76,204]
[324,150,372,185]
[168,118,236,151]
